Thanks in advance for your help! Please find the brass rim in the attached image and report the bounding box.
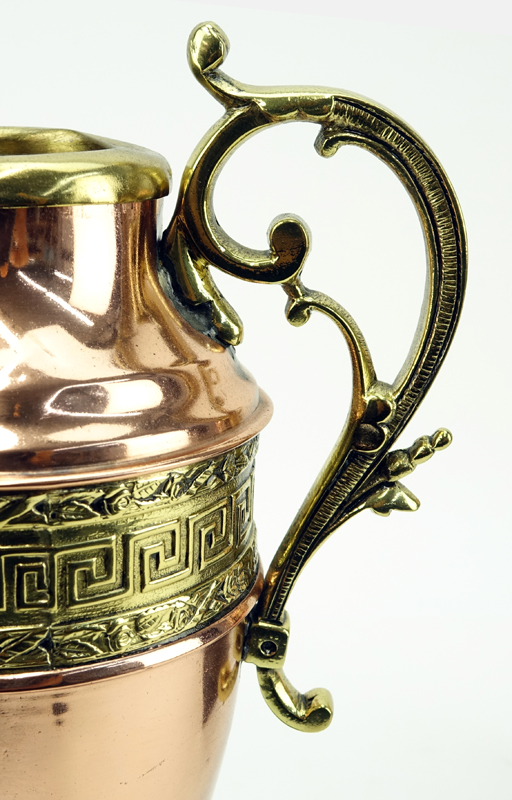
[0,128,171,207]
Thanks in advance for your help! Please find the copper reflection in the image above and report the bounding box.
[0,572,260,800]
[0,202,271,487]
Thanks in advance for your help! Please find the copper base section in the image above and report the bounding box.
[0,573,261,800]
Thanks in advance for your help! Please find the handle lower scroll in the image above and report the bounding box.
[164,22,467,731]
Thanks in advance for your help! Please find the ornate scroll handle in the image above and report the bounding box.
[163,23,467,732]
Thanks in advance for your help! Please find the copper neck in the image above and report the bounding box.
[0,202,271,488]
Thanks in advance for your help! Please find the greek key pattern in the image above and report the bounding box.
[0,439,258,670]
[0,537,258,670]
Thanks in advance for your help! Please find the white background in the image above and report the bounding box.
[3,1,511,797]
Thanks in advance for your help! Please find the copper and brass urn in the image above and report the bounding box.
[0,22,466,800]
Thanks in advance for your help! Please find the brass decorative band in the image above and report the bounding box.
[0,438,258,670]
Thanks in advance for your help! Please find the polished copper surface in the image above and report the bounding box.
[0,201,271,487]
[0,571,261,800]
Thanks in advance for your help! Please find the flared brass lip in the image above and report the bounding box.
[0,567,263,693]
[0,127,171,206]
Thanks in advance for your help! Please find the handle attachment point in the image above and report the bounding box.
[245,611,290,670]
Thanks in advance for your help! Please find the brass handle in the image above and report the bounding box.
[163,22,467,732]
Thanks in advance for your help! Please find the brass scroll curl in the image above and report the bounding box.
[163,22,467,732]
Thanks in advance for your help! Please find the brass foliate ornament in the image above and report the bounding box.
[0,21,466,800]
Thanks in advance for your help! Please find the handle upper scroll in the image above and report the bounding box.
[163,22,467,732]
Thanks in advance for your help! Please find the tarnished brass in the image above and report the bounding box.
[164,22,468,732]
[0,439,258,670]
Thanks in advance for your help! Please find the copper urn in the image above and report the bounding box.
[0,22,466,800]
